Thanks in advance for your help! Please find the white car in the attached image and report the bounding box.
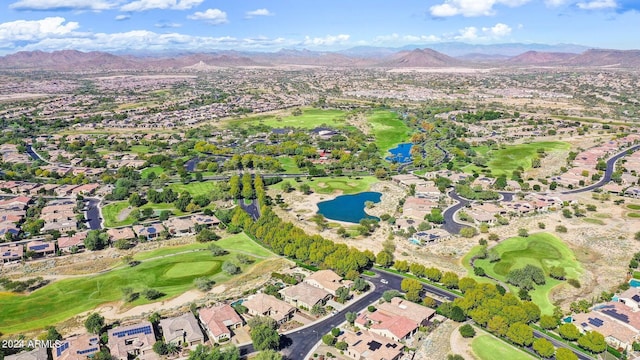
[380,279,388,284]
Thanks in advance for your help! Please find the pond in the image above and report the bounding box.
[317,192,381,224]
[386,143,413,163]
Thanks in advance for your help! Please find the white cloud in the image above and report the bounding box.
[120,0,202,12]
[577,0,617,10]
[9,0,118,11]
[187,9,228,24]
[302,34,350,46]
[483,23,512,37]
[544,0,569,6]
[245,8,274,18]
[115,14,130,21]
[430,0,531,17]
[0,17,80,42]
[454,27,480,40]
[154,21,182,28]
[374,33,441,44]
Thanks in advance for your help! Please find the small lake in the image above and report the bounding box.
[386,143,413,163]
[317,192,381,224]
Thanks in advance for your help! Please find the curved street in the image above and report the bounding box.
[442,144,640,234]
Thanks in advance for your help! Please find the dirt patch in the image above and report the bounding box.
[415,320,457,360]
[117,206,134,221]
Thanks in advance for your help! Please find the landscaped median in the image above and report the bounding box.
[0,233,276,334]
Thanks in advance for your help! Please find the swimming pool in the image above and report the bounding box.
[630,279,640,287]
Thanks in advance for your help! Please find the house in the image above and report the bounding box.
[618,288,640,311]
[303,269,351,296]
[107,227,136,242]
[107,321,157,360]
[69,184,100,197]
[133,223,165,240]
[356,310,419,342]
[57,232,87,253]
[53,333,100,360]
[163,217,195,237]
[280,282,332,310]
[159,313,204,347]
[338,330,403,360]
[0,223,20,238]
[572,311,639,352]
[26,240,55,257]
[1,244,24,263]
[0,196,31,209]
[190,214,220,227]
[198,304,244,343]
[5,348,48,360]
[377,297,435,325]
[243,293,296,324]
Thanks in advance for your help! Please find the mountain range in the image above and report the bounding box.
[0,44,639,71]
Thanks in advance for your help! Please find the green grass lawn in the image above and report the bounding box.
[141,166,165,179]
[367,110,410,153]
[278,157,299,174]
[103,201,185,228]
[0,233,273,334]
[628,212,640,218]
[167,181,219,197]
[129,145,151,154]
[463,141,570,176]
[278,176,378,195]
[628,204,640,210]
[472,232,583,314]
[227,108,348,129]
[472,334,534,360]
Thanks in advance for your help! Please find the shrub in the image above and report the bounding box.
[459,324,476,338]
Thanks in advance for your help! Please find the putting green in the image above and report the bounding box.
[471,232,583,314]
[164,261,220,278]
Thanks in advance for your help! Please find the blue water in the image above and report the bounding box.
[630,279,640,287]
[317,192,381,224]
[563,316,573,323]
[386,143,413,163]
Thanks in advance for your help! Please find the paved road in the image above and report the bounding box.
[85,197,103,230]
[239,199,260,221]
[441,144,640,234]
[238,268,457,359]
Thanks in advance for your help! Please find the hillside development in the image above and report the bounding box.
[2,51,640,360]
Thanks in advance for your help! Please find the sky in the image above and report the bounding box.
[0,0,638,55]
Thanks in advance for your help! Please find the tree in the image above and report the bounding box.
[336,286,350,303]
[555,348,578,360]
[345,312,357,324]
[557,323,580,341]
[194,277,216,292]
[299,183,311,195]
[253,350,283,360]
[376,251,394,267]
[153,341,168,355]
[539,315,559,330]
[159,210,171,221]
[335,341,348,351]
[577,331,606,353]
[459,324,475,338]
[382,290,402,302]
[222,261,241,275]
[322,334,336,346]
[450,306,466,322]
[447,355,465,360]
[44,326,62,341]
[84,313,105,334]
[517,228,529,237]
[635,231,640,241]
[250,317,280,351]
[84,230,108,251]
[441,272,459,289]
[506,322,534,346]
[487,315,509,336]
[208,243,227,256]
[401,278,422,294]
[113,239,132,250]
[229,175,241,199]
[351,277,369,292]
[533,338,555,358]
[459,227,476,238]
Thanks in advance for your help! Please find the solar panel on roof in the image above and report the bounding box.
[56,342,69,357]
[77,348,99,355]
[632,294,640,302]
[581,322,588,327]
[601,309,630,324]
[588,318,603,327]
[147,227,156,234]
[30,244,48,251]
[113,325,153,338]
